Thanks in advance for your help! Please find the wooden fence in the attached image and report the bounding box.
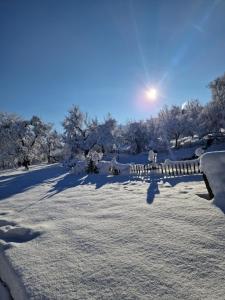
[130,159,201,176]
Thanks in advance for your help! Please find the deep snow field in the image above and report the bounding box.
[0,163,225,299]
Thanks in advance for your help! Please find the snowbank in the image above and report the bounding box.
[200,151,225,211]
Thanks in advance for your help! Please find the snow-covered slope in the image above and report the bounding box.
[0,164,225,299]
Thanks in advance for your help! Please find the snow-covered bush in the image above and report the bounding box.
[71,160,87,175]
[98,161,111,175]
[115,162,131,175]
[200,151,225,211]
[97,159,132,175]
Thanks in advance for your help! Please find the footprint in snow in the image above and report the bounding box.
[0,212,8,216]
[0,220,40,243]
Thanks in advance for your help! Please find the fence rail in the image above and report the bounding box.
[130,159,201,176]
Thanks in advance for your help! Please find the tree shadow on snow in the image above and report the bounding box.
[47,171,204,207]
[46,173,145,198]
[0,164,66,201]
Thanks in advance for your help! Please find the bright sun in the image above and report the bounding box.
[145,88,157,101]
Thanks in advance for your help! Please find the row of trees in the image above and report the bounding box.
[64,73,225,159]
[1,73,225,168]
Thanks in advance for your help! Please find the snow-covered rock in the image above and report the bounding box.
[200,151,225,211]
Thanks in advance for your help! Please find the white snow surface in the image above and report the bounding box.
[0,164,225,299]
[200,151,225,212]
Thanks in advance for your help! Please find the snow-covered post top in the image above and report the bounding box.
[195,147,204,157]
[148,150,155,162]
[200,151,225,210]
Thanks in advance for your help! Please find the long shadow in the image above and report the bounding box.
[146,178,160,204]
[0,164,66,201]
[47,173,144,198]
[146,174,203,205]
[47,171,204,207]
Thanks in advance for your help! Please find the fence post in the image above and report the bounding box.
[202,173,214,199]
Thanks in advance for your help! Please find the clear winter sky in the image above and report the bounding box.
[1,0,225,131]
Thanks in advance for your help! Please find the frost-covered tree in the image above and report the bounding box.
[158,105,186,148]
[146,117,161,150]
[63,107,117,160]
[181,99,203,137]
[62,106,89,158]
[123,121,149,154]
[207,73,225,131]
[0,112,60,169]
[0,112,22,168]
[45,130,63,163]
[86,114,117,154]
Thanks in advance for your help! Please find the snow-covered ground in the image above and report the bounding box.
[0,163,225,299]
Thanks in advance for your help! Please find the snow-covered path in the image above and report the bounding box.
[0,164,225,299]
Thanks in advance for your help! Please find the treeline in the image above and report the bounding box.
[0,73,225,168]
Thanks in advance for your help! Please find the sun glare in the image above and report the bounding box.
[146,88,157,101]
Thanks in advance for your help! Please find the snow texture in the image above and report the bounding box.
[0,164,225,299]
[200,151,225,212]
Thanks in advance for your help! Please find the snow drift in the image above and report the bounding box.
[200,151,225,212]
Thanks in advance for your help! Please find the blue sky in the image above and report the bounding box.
[0,0,225,131]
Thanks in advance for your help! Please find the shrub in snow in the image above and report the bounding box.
[200,151,225,211]
[86,159,99,174]
[85,150,103,174]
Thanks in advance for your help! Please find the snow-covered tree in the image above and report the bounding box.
[207,74,225,131]
[62,106,89,158]
[123,121,149,154]
[0,112,61,169]
[45,130,63,163]
[158,105,186,148]
[181,99,203,137]
[86,114,117,154]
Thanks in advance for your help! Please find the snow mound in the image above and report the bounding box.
[200,151,225,212]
